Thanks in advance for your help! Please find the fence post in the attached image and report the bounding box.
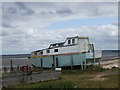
[10,60,13,73]
[3,67,7,73]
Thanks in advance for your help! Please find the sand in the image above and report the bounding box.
[99,59,120,69]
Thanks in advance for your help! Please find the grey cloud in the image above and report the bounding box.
[56,8,72,14]
[8,7,17,14]
[2,15,9,19]
[112,22,118,26]
[15,2,34,15]
[2,22,13,28]
[91,8,102,16]
[2,31,10,36]
[41,8,73,15]
[10,39,20,43]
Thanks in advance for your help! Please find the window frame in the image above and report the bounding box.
[72,39,75,44]
[40,51,43,55]
[54,49,58,52]
[68,39,71,44]
[46,49,50,53]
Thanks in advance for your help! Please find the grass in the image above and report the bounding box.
[17,80,76,88]
[2,72,17,77]
[2,66,119,89]
[62,73,118,88]
[62,65,108,75]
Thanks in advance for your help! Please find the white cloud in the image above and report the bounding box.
[2,24,118,54]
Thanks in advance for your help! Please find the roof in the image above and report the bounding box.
[67,36,89,39]
[78,36,89,39]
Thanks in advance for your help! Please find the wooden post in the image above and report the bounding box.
[56,57,59,68]
[92,44,95,64]
[41,58,43,69]
[84,59,87,69]
[98,59,101,67]
[17,65,19,72]
[10,60,13,73]
[71,55,73,70]
[52,56,55,69]
[81,62,83,69]
[3,67,7,73]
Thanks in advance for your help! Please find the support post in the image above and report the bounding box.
[84,59,87,69]
[71,55,73,70]
[41,58,43,69]
[10,59,13,73]
[81,62,83,69]
[17,65,19,72]
[53,56,55,69]
[92,44,95,64]
[98,59,101,67]
[3,67,7,73]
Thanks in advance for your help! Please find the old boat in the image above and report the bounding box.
[29,36,102,69]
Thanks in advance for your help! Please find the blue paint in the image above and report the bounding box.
[30,52,101,68]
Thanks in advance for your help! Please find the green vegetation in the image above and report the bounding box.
[62,65,108,75]
[3,66,119,89]
[12,80,76,88]
[2,72,17,77]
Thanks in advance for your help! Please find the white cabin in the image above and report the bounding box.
[31,36,94,57]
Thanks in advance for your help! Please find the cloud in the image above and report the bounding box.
[2,2,118,54]
[15,2,34,15]
[2,24,118,54]
[7,7,17,14]
[2,2,34,18]
[2,22,14,28]
[55,8,73,14]
[41,8,73,15]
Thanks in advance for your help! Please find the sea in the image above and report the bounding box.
[0,50,119,68]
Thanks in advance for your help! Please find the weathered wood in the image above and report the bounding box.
[10,60,13,73]
[2,71,61,87]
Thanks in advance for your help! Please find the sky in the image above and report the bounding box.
[1,2,118,55]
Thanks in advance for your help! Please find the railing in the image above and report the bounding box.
[86,51,102,59]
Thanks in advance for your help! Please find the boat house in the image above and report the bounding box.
[30,36,102,69]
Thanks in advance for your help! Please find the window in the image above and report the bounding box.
[68,39,71,44]
[35,52,37,55]
[53,44,56,46]
[54,49,58,52]
[72,39,75,44]
[40,52,43,54]
[46,50,50,53]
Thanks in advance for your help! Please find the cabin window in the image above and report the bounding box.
[68,39,71,44]
[40,52,43,54]
[72,39,75,44]
[46,50,50,53]
[35,52,37,55]
[54,49,58,52]
[53,44,56,46]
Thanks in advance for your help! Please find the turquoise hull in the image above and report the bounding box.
[30,53,101,69]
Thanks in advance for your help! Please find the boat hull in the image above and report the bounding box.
[30,52,101,69]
